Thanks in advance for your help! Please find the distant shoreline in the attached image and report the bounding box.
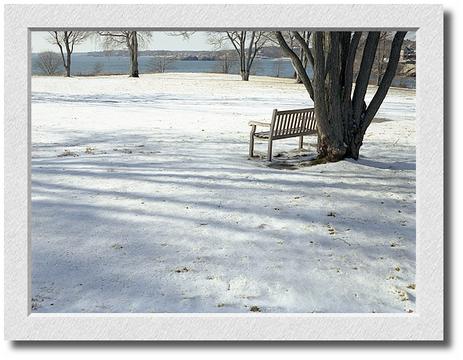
[30,71,417,92]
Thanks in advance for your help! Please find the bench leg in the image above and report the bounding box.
[249,125,256,158]
[299,136,304,150]
[267,139,273,161]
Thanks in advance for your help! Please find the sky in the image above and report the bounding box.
[31,31,416,53]
[31,32,215,53]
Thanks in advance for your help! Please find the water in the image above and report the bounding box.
[31,53,416,89]
[32,53,302,78]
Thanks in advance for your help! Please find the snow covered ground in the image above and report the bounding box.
[31,73,416,313]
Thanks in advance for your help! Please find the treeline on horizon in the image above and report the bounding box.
[33,39,417,60]
[66,47,288,61]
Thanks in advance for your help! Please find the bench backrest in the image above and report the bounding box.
[270,108,317,139]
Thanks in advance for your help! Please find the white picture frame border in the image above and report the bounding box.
[4,4,443,341]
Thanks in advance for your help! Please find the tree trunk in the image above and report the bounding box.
[276,30,406,163]
[313,32,347,162]
[64,33,72,77]
[239,54,247,80]
[65,52,71,77]
[128,31,139,77]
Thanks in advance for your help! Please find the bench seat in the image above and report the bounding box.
[255,128,316,139]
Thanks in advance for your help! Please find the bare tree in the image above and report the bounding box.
[215,52,237,74]
[275,31,406,162]
[35,51,62,75]
[98,31,152,77]
[147,56,175,73]
[48,31,90,77]
[273,59,283,77]
[167,31,195,39]
[220,54,232,74]
[209,31,267,81]
[92,62,104,75]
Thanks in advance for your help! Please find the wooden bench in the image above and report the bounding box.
[249,108,317,161]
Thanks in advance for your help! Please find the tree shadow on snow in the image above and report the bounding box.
[31,128,416,313]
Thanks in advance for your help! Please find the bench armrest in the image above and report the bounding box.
[248,120,271,127]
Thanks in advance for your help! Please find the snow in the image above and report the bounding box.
[31,73,416,313]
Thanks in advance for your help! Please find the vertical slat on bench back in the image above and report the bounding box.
[296,112,302,132]
[290,111,300,135]
[309,110,316,131]
[301,111,308,132]
[292,113,298,134]
[272,110,282,137]
[294,112,300,134]
[272,108,316,138]
[280,113,287,136]
[279,113,286,136]
[292,112,298,134]
[277,113,285,136]
[302,110,309,132]
[273,114,281,136]
[288,113,295,135]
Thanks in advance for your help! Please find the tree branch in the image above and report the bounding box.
[226,31,241,56]
[52,31,67,68]
[342,32,362,102]
[245,31,256,72]
[274,31,314,100]
[291,31,314,69]
[351,32,380,122]
[362,31,407,130]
